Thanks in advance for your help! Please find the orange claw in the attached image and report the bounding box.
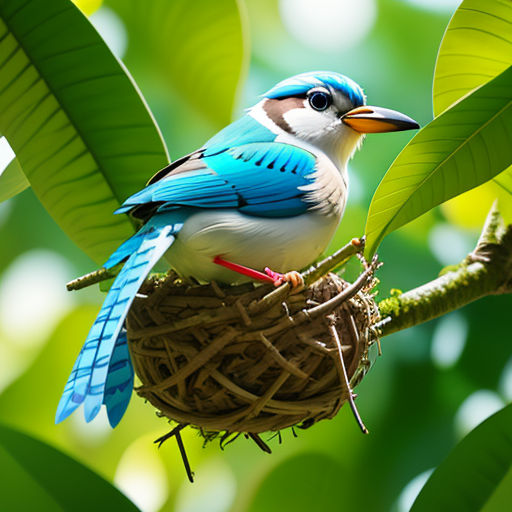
[265,268,304,291]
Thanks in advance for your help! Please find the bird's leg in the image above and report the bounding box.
[213,256,304,289]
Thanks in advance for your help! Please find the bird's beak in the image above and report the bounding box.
[342,106,419,133]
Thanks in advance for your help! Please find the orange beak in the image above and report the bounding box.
[342,106,419,133]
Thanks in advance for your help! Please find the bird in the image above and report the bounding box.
[55,71,419,428]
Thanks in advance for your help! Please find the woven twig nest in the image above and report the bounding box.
[126,253,380,445]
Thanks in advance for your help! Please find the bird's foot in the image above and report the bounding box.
[213,256,304,290]
[264,267,304,291]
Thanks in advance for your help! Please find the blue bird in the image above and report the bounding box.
[56,71,418,428]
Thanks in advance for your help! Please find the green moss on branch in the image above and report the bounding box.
[378,205,512,337]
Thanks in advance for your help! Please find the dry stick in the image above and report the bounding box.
[328,321,369,434]
[154,423,194,483]
[154,422,188,447]
[305,256,379,321]
[302,237,363,287]
[175,431,194,483]
[248,432,272,454]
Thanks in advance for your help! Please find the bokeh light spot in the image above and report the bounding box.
[115,435,169,512]
[396,469,433,512]
[0,136,15,171]
[400,0,462,12]
[0,250,75,347]
[175,457,236,512]
[89,7,127,59]
[499,356,512,401]
[454,390,504,439]
[431,312,467,369]
[442,181,506,230]
[70,406,111,444]
[428,223,475,266]
[279,0,377,53]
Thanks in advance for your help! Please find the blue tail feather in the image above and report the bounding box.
[56,213,183,426]
[103,330,134,427]
[103,227,154,269]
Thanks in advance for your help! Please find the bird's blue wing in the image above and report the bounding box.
[135,114,279,190]
[118,142,318,218]
[203,113,277,154]
[56,212,184,425]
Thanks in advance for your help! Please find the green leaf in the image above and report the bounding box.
[433,0,512,209]
[0,157,29,202]
[411,404,512,512]
[364,65,512,257]
[494,166,512,196]
[0,423,140,511]
[0,0,168,264]
[433,0,512,117]
[105,0,249,128]
[247,453,348,512]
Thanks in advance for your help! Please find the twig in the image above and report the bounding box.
[304,255,379,320]
[302,237,364,287]
[328,319,369,434]
[66,267,117,291]
[154,423,194,483]
[175,431,194,483]
[247,432,272,453]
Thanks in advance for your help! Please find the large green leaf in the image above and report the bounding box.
[0,0,168,264]
[494,168,512,195]
[411,404,512,511]
[433,0,512,205]
[0,423,140,511]
[364,65,512,257]
[0,157,28,202]
[106,0,248,128]
[433,0,512,117]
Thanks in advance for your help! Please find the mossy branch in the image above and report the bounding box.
[377,204,512,337]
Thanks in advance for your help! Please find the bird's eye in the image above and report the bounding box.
[308,91,331,111]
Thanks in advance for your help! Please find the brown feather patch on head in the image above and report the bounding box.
[263,97,306,134]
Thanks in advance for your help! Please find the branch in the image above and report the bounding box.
[378,204,512,337]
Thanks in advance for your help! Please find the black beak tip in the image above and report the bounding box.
[397,118,420,131]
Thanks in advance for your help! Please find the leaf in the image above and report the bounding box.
[364,65,512,257]
[105,0,248,128]
[433,0,512,117]
[411,404,512,511]
[433,0,512,210]
[0,157,29,202]
[247,453,348,512]
[0,0,169,264]
[0,423,140,512]
[494,167,512,195]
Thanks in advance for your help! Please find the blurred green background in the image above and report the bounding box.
[0,0,510,510]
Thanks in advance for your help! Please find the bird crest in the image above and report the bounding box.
[263,71,366,106]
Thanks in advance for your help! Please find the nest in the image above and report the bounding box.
[125,247,380,452]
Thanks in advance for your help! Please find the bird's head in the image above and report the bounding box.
[256,71,419,168]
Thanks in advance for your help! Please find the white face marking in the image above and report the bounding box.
[250,98,363,172]
[249,100,285,135]
[282,105,363,169]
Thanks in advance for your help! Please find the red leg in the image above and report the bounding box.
[213,256,304,290]
[213,256,274,283]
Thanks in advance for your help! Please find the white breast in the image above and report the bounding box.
[165,209,341,284]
